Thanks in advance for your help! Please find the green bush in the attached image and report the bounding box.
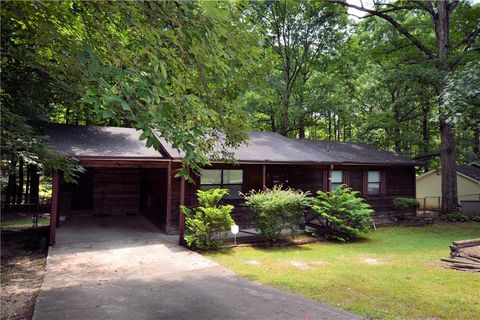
[393,197,420,211]
[441,212,473,222]
[311,185,374,241]
[243,186,310,243]
[181,188,234,250]
[469,215,480,223]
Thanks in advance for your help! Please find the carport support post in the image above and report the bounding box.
[166,161,172,234]
[178,176,185,246]
[49,170,60,245]
[262,165,266,190]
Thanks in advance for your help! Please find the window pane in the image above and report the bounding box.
[201,170,221,185]
[223,170,243,184]
[200,184,221,191]
[368,182,380,195]
[223,184,243,199]
[368,171,380,183]
[332,170,343,183]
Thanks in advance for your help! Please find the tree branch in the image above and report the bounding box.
[328,0,435,59]
[448,0,460,14]
[453,24,480,51]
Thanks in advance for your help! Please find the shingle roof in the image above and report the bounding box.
[158,131,335,163]
[457,162,480,182]
[45,124,418,166]
[296,139,419,165]
[45,124,167,158]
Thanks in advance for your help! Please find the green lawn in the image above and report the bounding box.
[1,217,50,228]
[205,223,480,320]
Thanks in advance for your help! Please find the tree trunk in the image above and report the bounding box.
[393,105,402,154]
[280,96,289,136]
[270,113,276,132]
[328,111,332,140]
[29,165,39,206]
[5,160,17,207]
[435,0,458,214]
[422,103,430,172]
[298,116,305,139]
[25,165,31,203]
[337,117,341,141]
[333,115,338,141]
[65,103,71,124]
[440,118,458,213]
[16,159,24,205]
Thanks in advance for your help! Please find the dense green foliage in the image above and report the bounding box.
[441,212,480,223]
[244,1,479,168]
[393,197,420,211]
[181,189,234,250]
[243,186,310,243]
[311,186,374,241]
[2,1,261,178]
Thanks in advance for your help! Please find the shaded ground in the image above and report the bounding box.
[33,215,358,320]
[206,222,480,320]
[1,226,49,320]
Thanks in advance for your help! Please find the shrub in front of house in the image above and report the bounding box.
[181,188,234,250]
[311,185,374,241]
[393,197,420,220]
[393,197,420,211]
[243,186,310,243]
[441,212,472,222]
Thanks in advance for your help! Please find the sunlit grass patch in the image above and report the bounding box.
[205,223,480,320]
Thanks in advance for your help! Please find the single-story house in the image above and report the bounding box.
[46,124,419,245]
[416,162,480,212]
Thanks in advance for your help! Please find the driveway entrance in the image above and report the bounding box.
[34,215,359,320]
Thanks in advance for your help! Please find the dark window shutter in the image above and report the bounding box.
[343,171,350,187]
[323,170,329,192]
[362,171,368,195]
[381,171,387,195]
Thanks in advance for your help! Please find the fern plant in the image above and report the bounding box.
[181,188,234,250]
[311,185,374,241]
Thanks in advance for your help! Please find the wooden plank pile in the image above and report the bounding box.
[441,238,480,272]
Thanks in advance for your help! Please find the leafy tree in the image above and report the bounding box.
[443,60,480,161]
[328,0,480,213]
[311,185,374,241]
[181,189,234,250]
[249,0,347,136]
[3,1,262,178]
[1,12,84,206]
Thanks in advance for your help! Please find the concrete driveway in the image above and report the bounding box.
[34,215,360,320]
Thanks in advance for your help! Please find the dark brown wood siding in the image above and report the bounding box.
[59,168,141,217]
[57,161,417,234]
[179,164,416,230]
[181,164,327,229]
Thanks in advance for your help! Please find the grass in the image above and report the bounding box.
[1,217,50,228]
[205,222,480,320]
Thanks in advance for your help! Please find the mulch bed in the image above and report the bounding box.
[221,233,324,249]
[1,226,49,320]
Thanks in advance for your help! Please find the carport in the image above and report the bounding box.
[46,125,175,245]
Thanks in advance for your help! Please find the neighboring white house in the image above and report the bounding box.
[416,162,480,212]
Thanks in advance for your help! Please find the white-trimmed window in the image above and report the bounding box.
[200,169,243,199]
[331,170,343,190]
[368,171,380,195]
